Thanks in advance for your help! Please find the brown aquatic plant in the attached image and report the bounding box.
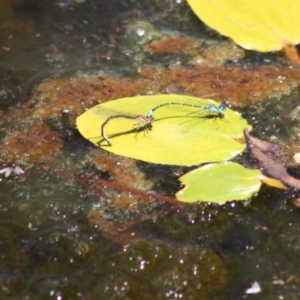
[244,129,300,189]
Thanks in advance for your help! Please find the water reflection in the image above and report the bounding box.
[1,0,300,299]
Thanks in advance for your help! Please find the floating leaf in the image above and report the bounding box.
[76,94,251,166]
[259,174,288,190]
[186,0,300,52]
[176,162,262,203]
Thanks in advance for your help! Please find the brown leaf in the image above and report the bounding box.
[244,129,300,189]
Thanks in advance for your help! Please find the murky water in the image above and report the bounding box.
[1,0,300,299]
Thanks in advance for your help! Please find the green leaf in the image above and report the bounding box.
[76,94,251,166]
[176,162,262,203]
[186,0,300,52]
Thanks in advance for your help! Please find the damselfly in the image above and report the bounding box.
[101,114,154,146]
[146,101,226,119]
[193,103,226,119]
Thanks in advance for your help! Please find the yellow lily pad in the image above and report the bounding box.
[259,174,288,190]
[186,0,300,52]
[76,94,251,166]
[176,162,262,203]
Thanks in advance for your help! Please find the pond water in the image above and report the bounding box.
[1,0,300,299]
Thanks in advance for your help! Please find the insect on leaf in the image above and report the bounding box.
[76,95,251,166]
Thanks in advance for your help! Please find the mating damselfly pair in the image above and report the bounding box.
[101,101,226,146]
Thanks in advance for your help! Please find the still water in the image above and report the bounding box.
[1,0,300,299]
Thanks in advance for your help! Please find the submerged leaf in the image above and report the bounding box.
[186,0,300,52]
[176,162,261,203]
[76,95,251,166]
